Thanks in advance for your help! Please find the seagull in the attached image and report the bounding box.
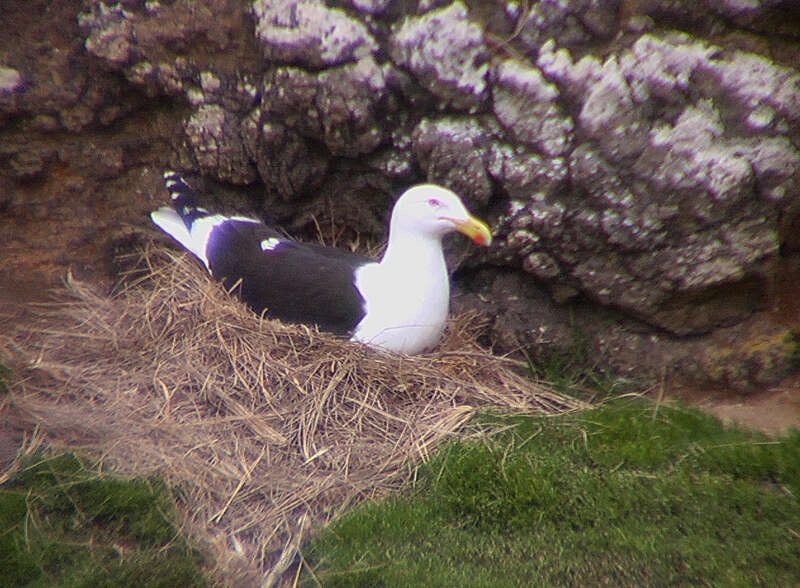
[150,171,492,354]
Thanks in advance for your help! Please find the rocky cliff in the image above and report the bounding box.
[2,0,800,391]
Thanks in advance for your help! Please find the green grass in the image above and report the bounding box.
[305,399,800,587]
[0,453,208,587]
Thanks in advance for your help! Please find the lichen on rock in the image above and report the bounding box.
[260,56,391,158]
[412,116,494,205]
[492,60,573,157]
[252,0,378,68]
[511,32,800,336]
[186,104,258,185]
[390,1,490,110]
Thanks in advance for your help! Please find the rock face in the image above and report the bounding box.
[3,0,800,392]
[526,34,798,335]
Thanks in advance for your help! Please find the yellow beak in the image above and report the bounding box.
[448,215,493,246]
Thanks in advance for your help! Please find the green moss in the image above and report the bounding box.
[0,453,208,587]
[784,328,800,370]
[0,360,12,394]
[306,399,800,586]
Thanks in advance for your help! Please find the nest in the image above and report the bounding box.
[3,245,584,586]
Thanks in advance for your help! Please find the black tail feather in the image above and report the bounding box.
[163,171,209,229]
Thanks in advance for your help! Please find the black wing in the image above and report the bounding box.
[206,220,371,336]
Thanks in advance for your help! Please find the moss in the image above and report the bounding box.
[784,328,800,370]
[0,453,208,587]
[688,328,798,392]
[307,399,800,586]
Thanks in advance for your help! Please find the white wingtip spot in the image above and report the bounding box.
[260,237,282,251]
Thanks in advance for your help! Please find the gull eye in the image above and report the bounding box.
[427,198,443,208]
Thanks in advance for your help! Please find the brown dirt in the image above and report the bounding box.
[667,379,800,436]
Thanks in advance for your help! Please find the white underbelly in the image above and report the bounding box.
[352,309,447,354]
[351,263,450,355]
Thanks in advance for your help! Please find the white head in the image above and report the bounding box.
[389,184,492,245]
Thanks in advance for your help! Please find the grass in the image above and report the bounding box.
[304,398,800,587]
[0,452,208,587]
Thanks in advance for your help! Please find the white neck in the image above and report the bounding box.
[380,226,445,271]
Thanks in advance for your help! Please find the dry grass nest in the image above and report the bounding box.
[3,244,585,586]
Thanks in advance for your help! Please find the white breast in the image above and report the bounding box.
[351,249,450,355]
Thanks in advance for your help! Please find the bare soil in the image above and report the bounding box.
[669,379,800,436]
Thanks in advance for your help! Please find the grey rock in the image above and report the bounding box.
[696,50,800,131]
[538,34,719,161]
[199,71,222,94]
[0,66,23,122]
[488,144,568,202]
[347,0,393,15]
[59,104,97,132]
[633,100,755,224]
[637,0,800,39]
[455,270,576,353]
[80,1,257,112]
[411,117,493,205]
[390,2,489,110]
[30,115,61,132]
[80,2,136,66]
[242,108,329,200]
[186,104,258,185]
[513,32,800,334]
[741,137,800,203]
[418,0,453,11]
[363,119,417,180]
[492,60,573,157]
[460,268,795,394]
[252,0,378,68]
[517,0,621,53]
[0,66,23,94]
[367,148,415,180]
[8,149,52,179]
[261,57,391,158]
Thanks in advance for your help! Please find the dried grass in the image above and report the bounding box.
[3,244,585,586]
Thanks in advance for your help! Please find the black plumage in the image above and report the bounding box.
[206,220,367,335]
